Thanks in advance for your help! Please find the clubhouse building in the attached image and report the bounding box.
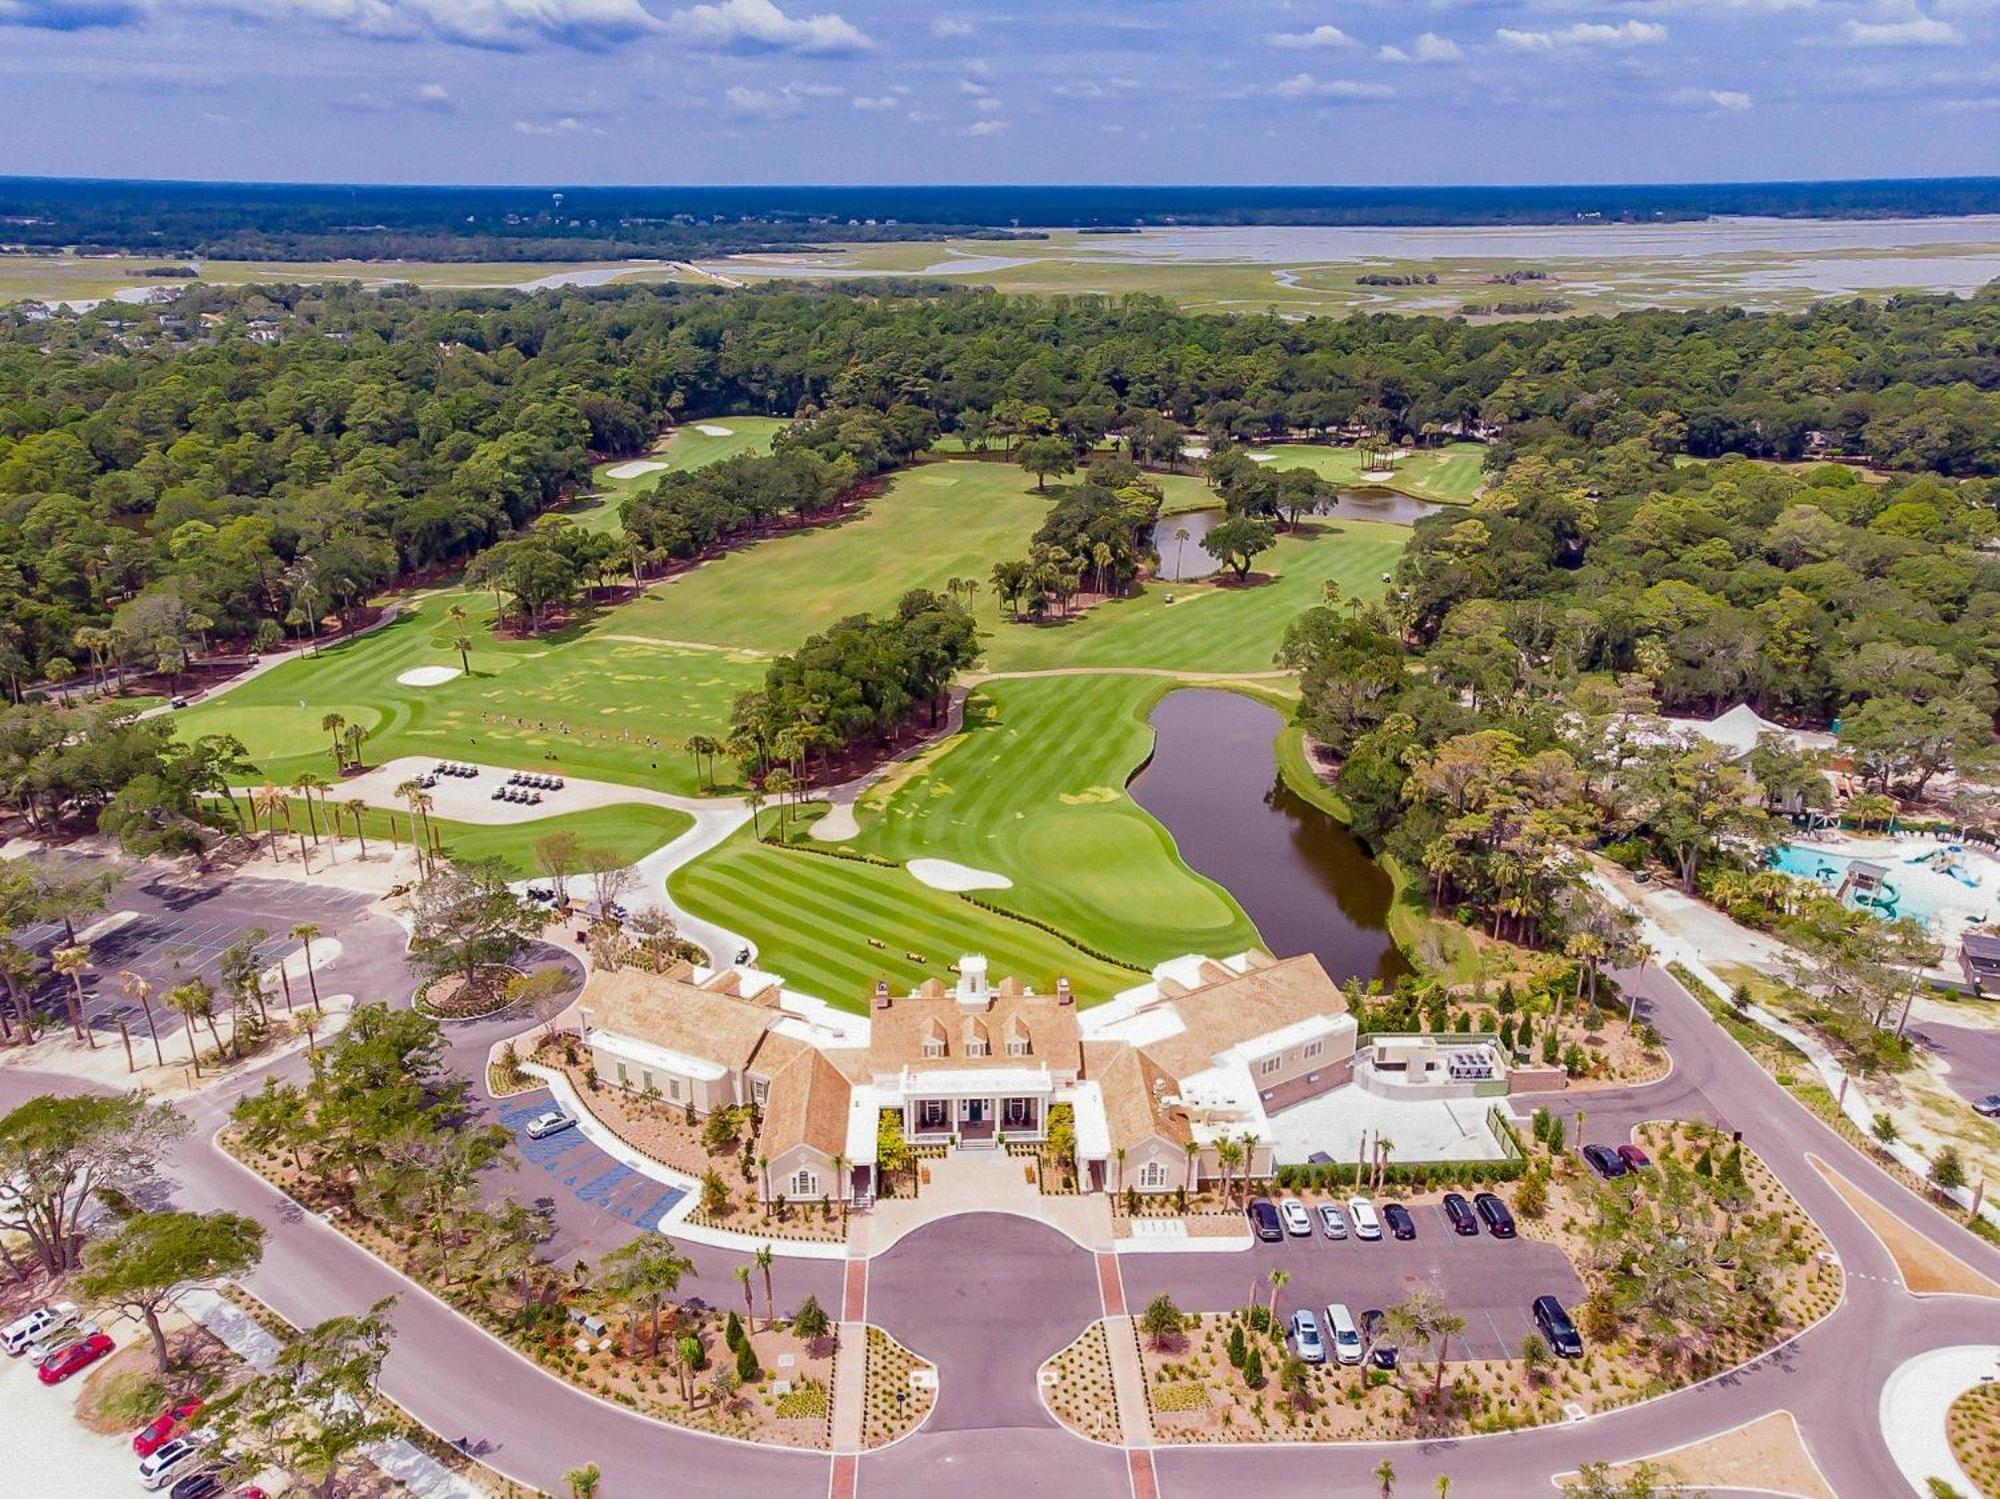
[573,948,1375,1204]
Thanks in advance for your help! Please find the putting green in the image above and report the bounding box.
[841,675,1259,966]
[667,820,1142,1012]
[566,416,789,535]
[175,593,762,794]
[1255,442,1487,505]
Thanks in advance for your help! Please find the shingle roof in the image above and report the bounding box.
[868,985,1080,1074]
[758,1046,851,1161]
[1135,952,1349,1078]
[580,964,786,1074]
[1095,1045,1193,1152]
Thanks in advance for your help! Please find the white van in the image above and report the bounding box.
[1324,1302,1364,1366]
[2,1300,78,1357]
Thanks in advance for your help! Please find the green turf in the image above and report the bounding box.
[249,796,692,879]
[667,820,1143,1012]
[612,460,1066,652]
[564,416,789,535]
[1256,442,1487,504]
[976,518,1408,674]
[175,592,763,794]
[840,676,1259,967]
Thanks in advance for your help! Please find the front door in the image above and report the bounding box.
[965,1099,986,1125]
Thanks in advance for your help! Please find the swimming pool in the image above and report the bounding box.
[1769,840,1995,930]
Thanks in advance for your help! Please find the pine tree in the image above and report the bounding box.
[724,1310,745,1351]
[734,1335,761,1384]
[1242,1344,1265,1390]
[1227,1323,1247,1368]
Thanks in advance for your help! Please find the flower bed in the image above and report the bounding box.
[1040,1321,1120,1443]
[416,964,521,1020]
[862,1325,934,1448]
[1948,1381,2000,1499]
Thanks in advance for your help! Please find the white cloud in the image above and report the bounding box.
[1272,72,1395,100]
[1841,13,1960,45]
[192,0,665,50]
[850,93,897,110]
[958,78,991,96]
[1265,23,1353,49]
[513,114,606,135]
[929,15,969,37]
[1380,31,1462,64]
[1498,19,1668,50]
[965,117,1008,136]
[1673,85,1753,109]
[906,108,941,122]
[668,0,870,55]
[416,79,451,104]
[971,94,1002,113]
[724,82,800,116]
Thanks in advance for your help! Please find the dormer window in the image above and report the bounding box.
[966,1038,989,1057]
[1007,1037,1029,1057]
[923,1037,946,1059]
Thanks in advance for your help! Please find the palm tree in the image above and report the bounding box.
[1374,1458,1396,1498]
[1173,525,1191,578]
[745,785,767,840]
[453,635,473,676]
[599,1235,694,1359]
[117,969,165,1067]
[165,979,219,1074]
[322,712,347,771]
[395,781,435,874]
[735,1262,754,1323]
[290,773,326,842]
[687,734,720,791]
[1434,1478,1452,1499]
[755,1242,776,1330]
[1265,1267,1289,1328]
[565,1463,601,1499]
[344,722,368,771]
[50,944,94,1046]
[290,923,324,1011]
[830,1154,849,1223]
[344,799,370,858]
[764,767,797,840]
[251,782,288,862]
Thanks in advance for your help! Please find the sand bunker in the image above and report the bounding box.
[397,665,460,687]
[693,423,735,438]
[908,858,1013,892]
[1248,453,1275,463]
[606,460,667,480]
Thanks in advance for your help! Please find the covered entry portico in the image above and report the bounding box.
[898,1064,1053,1145]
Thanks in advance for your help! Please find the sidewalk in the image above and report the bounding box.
[1104,1316,1153,1448]
[849,1149,1115,1256]
[830,1323,866,1453]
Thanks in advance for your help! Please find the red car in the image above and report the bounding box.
[134,1398,204,1456]
[1615,1144,1652,1171]
[37,1330,113,1384]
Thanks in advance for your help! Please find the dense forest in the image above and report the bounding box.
[10,178,2000,261]
[2,276,2000,700]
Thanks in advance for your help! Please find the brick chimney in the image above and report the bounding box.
[873,979,892,1010]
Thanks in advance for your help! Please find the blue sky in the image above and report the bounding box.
[0,0,1995,185]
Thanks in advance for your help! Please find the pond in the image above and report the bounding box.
[1152,490,1445,580]
[1128,688,1409,987]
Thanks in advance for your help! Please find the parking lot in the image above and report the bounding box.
[18,872,402,1033]
[495,1093,687,1235]
[1122,1194,1586,1362]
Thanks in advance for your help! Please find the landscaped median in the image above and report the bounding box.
[1046,1121,1839,1448]
[861,1325,935,1448]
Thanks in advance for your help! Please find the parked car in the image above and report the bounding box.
[1360,1308,1399,1369]
[735,946,752,965]
[2,1300,78,1357]
[1382,1203,1417,1240]
[1533,1295,1584,1358]
[1582,1144,1628,1179]
[140,1436,204,1491]
[1347,1196,1382,1240]
[1316,1202,1348,1240]
[27,1319,98,1364]
[1474,1192,1517,1239]
[1279,1197,1312,1237]
[37,1330,113,1384]
[525,1110,575,1141]
[1287,1309,1326,1365]
[134,1399,204,1456]
[1615,1143,1652,1171]
[1247,1198,1283,1243]
[1973,1094,2000,1119]
[1324,1302,1363,1366]
[1442,1192,1478,1236]
[168,1474,224,1499]
[1306,1151,1335,1166]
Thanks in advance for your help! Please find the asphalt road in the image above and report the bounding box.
[1908,1017,2000,1106]
[9,932,2000,1497]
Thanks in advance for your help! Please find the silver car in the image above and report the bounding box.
[525,1110,576,1140]
[1316,1202,1349,1240]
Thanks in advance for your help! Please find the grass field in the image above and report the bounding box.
[977,516,1407,674]
[568,417,789,536]
[614,460,1066,652]
[668,820,1143,1011]
[175,592,763,795]
[840,675,1259,966]
[252,796,692,878]
[1258,442,1487,505]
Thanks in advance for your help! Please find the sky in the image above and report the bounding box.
[0,0,1996,186]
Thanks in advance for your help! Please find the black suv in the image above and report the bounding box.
[1474,1191,1517,1238]
[1582,1143,1628,1179]
[1533,1295,1583,1358]
[1247,1198,1283,1243]
[1442,1192,1478,1235]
